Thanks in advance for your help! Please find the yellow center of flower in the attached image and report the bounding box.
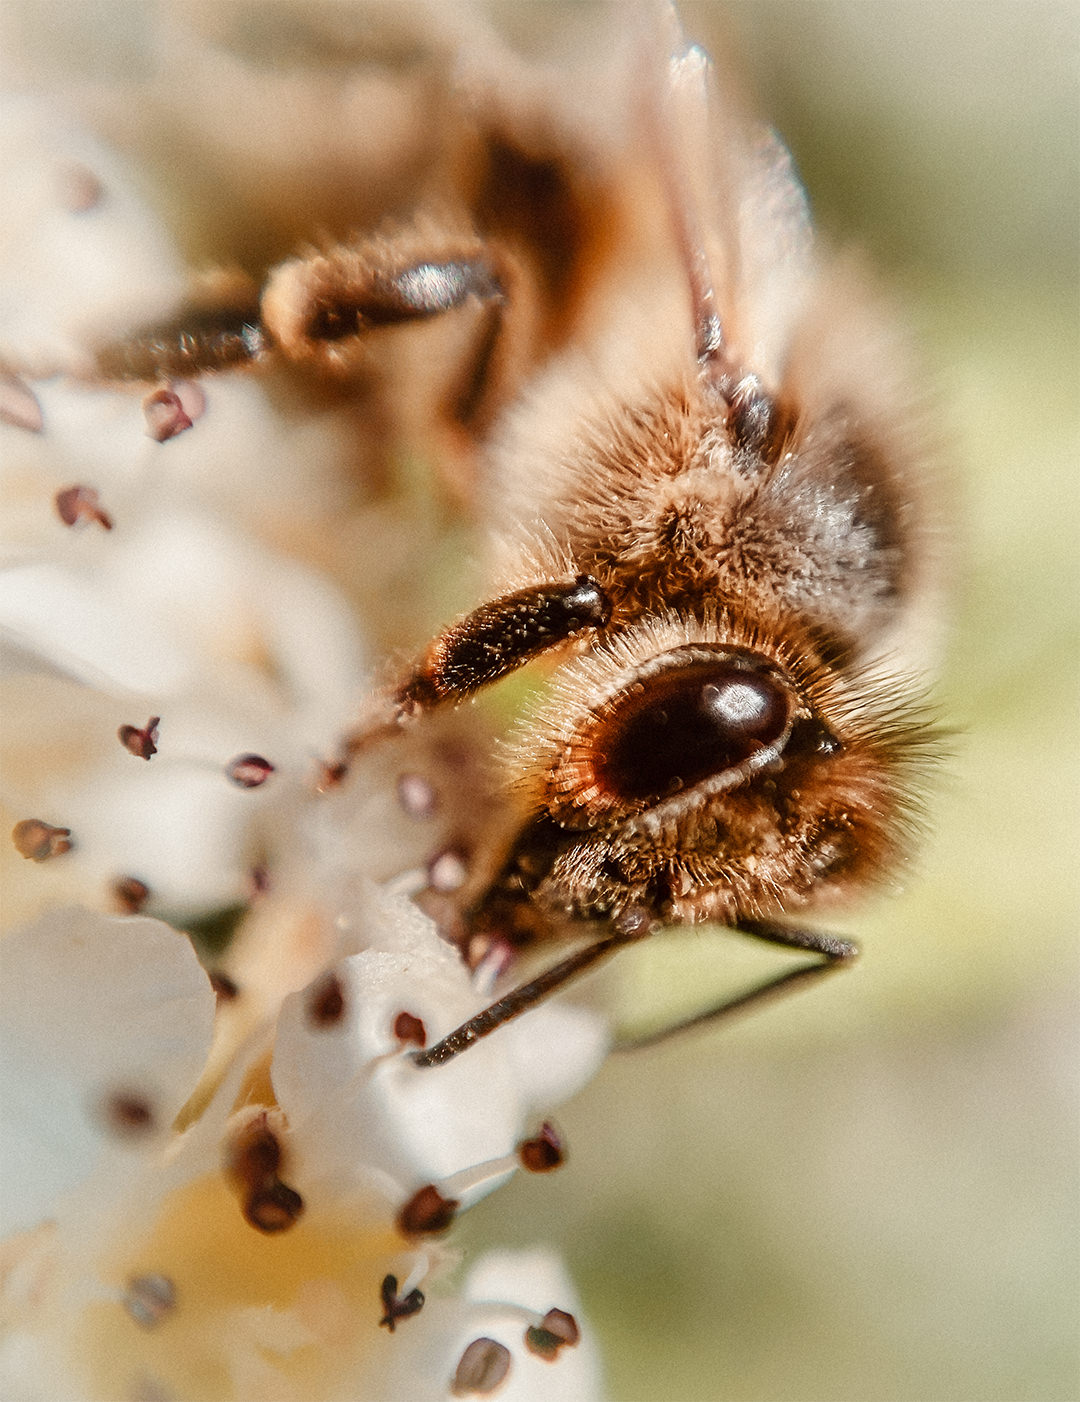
[74,1172,408,1402]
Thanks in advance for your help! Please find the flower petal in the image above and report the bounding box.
[0,907,216,1234]
[0,95,185,376]
[271,885,610,1210]
[377,1247,605,1402]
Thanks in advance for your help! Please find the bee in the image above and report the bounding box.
[93,3,943,1066]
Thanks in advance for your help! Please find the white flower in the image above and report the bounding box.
[1,29,613,1402]
[0,94,186,377]
[0,906,217,1240]
[273,880,609,1212]
[380,1248,606,1402]
[0,903,606,1402]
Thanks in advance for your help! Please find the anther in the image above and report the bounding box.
[518,1122,565,1174]
[113,877,151,914]
[393,1011,427,1047]
[307,971,346,1028]
[55,484,113,530]
[118,717,160,760]
[451,1337,512,1395]
[143,388,193,442]
[226,754,275,788]
[56,161,104,213]
[209,970,239,1001]
[228,1114,281,1182]
[102,1089,156,1137]
[524,1308,580,1360]
[245,1180,304,1233]
[396,772,438,819]
[397,1184,459,1237]
[249,863,271,897]
[226,1111,305,1234]
[378,1274,425,1332]
[11,818,72,861]
[427,846,469,893]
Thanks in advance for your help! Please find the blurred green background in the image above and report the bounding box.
[461,5,1080,1401]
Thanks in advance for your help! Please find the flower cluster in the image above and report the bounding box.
[0,53,609,1402]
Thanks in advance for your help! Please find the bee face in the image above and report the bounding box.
[501,603,932,934]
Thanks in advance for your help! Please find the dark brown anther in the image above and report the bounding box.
[103,1089,156,1137]
[524,1308,579,1360]
[378,1273,425,1332]
[113,876,151,914]
[395,575,610,714]
[123,1274,176,1329]
[538,1309,579,1346]
[55,484,113,531]
[226,754,275,788]
[244,1179,304,1233]
[143,387,194,442]
[393,1011,427,1048]
[226,1110,304,1232]
[451,1337,512,1395]
[11,818,73,861]
[118,717,160,760]
[397,1184,459,1237]
[518,1122,565,1174]
[209,970,239,1001]
[0,373,44,432]
[426,846,469,893]
[307,971,346,1028]
[396,772,438,819]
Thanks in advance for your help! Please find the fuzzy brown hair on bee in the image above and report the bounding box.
[91,4,944,1067]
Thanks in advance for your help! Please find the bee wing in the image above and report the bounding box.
[660,23,814,387]
[729,123,815,385]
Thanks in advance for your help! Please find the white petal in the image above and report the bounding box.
[0,907,216,1235]
[272,886,610,1209]
[0,561,193,694]
[0,95,185,375]
[501,1000,611,1117]
[377,1248,605,1402]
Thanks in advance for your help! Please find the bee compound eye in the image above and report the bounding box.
[593,660,792,803]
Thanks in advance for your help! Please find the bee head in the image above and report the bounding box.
[506,613,939,926]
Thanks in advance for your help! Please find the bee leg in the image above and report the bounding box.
[262,241,504,355]
[95,299,268,381]
[392,574,611,716]
[95,237,506,386]
[613,919,859,1054]
[412,925,634,1069]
